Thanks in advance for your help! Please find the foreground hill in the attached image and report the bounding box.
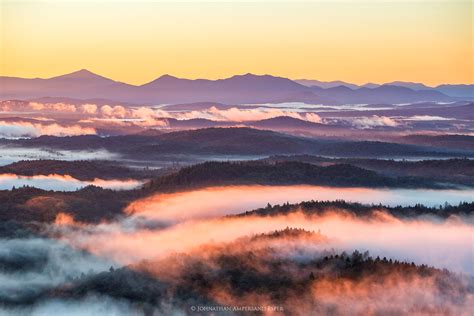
[4,228,471,315]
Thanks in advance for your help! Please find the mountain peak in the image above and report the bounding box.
[51,69,112,81]
[64,69,96,77]
[156,74,181,81]
[142,74,184,87]
[75,68,95,75]
[227,73,258,80]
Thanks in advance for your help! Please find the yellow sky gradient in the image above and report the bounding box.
[1,0,472,85]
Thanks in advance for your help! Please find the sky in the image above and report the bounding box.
[0,0,472,85]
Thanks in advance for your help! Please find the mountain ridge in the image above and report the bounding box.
[1,69,471,104]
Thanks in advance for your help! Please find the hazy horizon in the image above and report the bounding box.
[1,0,471,85]
[2,68,473,87]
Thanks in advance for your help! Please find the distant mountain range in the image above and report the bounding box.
[309,85,453,105]
[296,79,473,99]
[1,69,472,105]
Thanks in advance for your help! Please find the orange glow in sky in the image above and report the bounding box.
[1,0,472,85]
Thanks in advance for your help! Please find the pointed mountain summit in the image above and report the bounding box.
[50,69,115,83]
[155,74,180,81]
[142,74,187,87]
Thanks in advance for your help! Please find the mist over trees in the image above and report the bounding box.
[2,228,471,315]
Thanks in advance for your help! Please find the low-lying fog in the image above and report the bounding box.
[51,185,473,274]
[0,146,119,166]
[2,184,473,314]
[127,185,474,222]
[1,100,472,140]
[0,174,143,191]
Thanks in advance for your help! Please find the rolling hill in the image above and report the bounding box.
[2,127,473,159]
